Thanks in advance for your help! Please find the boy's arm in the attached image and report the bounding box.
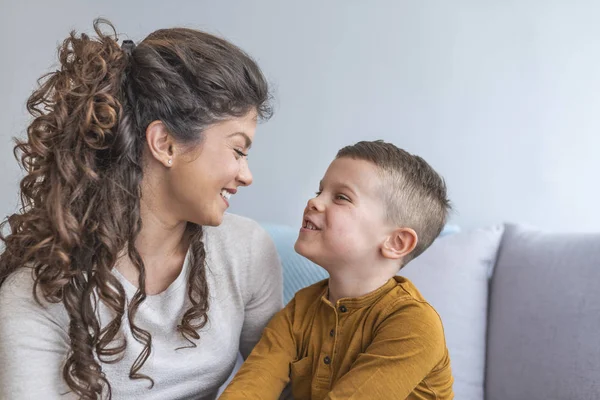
[220,299,298,400]
[325,300,450,400]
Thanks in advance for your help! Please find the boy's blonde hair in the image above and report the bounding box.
[336,140,451,265]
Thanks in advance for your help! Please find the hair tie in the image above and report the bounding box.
[121,39,136,55]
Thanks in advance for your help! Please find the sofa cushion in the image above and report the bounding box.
[401,225,504,400]
[486,224,600,400]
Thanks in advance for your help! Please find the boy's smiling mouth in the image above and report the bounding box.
[302,217,322,231]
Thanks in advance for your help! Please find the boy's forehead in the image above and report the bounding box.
[323,157,384,192]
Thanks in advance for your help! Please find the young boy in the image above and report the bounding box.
[221,140,454,399]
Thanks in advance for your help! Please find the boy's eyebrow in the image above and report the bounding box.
[319,180,358,196]
[338,183,358,196]
[227,132,253,149]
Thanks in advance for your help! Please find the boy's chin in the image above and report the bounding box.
[294,241,319,264]
[294,241,309,258]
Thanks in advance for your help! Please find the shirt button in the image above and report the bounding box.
[324,356,331,365]
[329,329,335,337]
[339,305,347,313]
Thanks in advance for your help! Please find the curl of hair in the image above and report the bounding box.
[0,18,271,399]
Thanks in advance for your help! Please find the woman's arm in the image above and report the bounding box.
[238,225,284,359]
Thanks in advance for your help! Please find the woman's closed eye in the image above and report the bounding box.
[234,149,248,160]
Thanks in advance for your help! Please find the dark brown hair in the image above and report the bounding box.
[337,140,450,265]
[0,18,271,399]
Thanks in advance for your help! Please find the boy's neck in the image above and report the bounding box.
[327,272,395,304]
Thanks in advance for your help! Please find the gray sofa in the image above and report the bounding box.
[485,225,600,399]
[259,223,600,400]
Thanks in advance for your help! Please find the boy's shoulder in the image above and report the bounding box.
[284,279,328,320]
[293,279,329,302]
[288,277,436,309]
[286,277,444,328]
[383,276,445,329]
[392,275,427,302]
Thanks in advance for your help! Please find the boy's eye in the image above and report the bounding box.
[315,190,322,196]
[336,194,350,202]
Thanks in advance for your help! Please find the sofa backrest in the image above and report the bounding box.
[486,224,600,400]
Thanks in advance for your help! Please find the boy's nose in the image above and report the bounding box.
[307,196,325,212]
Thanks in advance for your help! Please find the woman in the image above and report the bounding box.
[0,19,282,400]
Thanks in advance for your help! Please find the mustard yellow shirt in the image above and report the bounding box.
[221,276,454,400]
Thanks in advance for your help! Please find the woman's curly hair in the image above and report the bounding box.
[0,18,271,399]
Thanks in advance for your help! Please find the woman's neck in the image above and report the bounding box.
[115,194,190,295]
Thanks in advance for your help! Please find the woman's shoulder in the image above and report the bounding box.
[205,212,264,235]
[0,267,37,303]
[0,267,69,326]
[203,213,271,249]
[201,214,281,287]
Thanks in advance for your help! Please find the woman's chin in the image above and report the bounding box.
[191,211,224,227]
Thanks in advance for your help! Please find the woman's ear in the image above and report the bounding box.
[381,228,418,261]
[146,120,175,167]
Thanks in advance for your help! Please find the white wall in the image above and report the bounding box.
[2,0,599,232]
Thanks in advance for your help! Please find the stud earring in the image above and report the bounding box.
[167,159,172,165]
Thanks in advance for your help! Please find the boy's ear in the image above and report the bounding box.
[146,120,176,167]
[381,228,418,260]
